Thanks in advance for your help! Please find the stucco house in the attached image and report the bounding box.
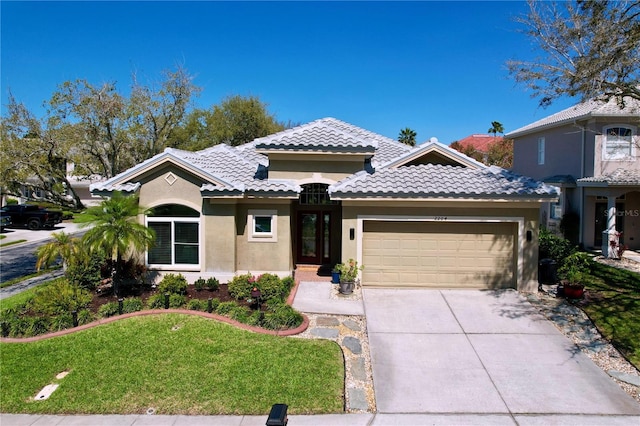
[507,97,640,254]
[91,118,556,292]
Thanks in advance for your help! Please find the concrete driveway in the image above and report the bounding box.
[363,288,640,421]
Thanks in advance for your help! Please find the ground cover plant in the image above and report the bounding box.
[0,314,344,415]
[578,261,640,368]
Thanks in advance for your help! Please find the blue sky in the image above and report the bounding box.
[1,1,577,145]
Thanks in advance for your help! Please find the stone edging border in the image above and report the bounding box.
[0,309,310,343]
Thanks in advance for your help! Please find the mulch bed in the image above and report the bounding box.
[87,283,262,314]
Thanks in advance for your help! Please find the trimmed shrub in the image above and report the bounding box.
[256,273,286,301]
[122,297,143,314]
[169,294,186,308]
[209,298,220,312]
[187,299,206,311]
[246,310,264,327]
[23,316,50,337]
[228,273,254,300]
[262,302,303,330]
[157,273,188,295]
[228,305,251,323]
[146,294,165,309]
[194,278,206,292]
[66,253,104,290]
[206,277,220,291]
[539,228,577,268]
[50,313,73,332]
[32,279,92,316]
[98,302,120,318]
[77,309,95,325]
[216,301,237,316]
[281,276,295,293]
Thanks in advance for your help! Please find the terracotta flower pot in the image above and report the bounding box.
[563,285,584,299]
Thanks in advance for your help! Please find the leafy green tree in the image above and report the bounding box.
[35,231,81,272]
[171,95,286,150]
[508,0,640,106]
[76,192,155,297]
[1,94,84,208]
[398,127,417,146]
[449,141,484,163]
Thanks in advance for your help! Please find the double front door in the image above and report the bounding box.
[297,211,332,264]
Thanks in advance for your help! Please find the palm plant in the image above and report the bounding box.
[76,191,155,297]
[35,231,80,272]
[487,121,504,138]
[398,127,417,146]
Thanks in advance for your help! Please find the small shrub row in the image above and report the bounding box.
[193,277,219,291]
[228,273,294,303]
[0,306,95,338]
[97,298,144,318]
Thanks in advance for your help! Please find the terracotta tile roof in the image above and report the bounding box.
[454,134,502,153]
[507,96,640,138]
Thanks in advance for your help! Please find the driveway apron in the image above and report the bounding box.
[363,288,640,416]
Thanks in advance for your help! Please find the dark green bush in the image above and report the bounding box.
[32,279,92,316]
[246,310,263,327]
[66,253,104,290]
[262,302,303,330]
[216,301,237,316]
[98,302,120,318]
[539,228,577,268]
[209,298,220,312]
[228,305,251,323]
[169,294,186,308]
[157,273,188,295]
[228,273,254,300]
[187,299,206,311]
[146,294,165,309]
[122,297,143,313]
[194,278,206,291]
[50,313,73,332]
[77,309,95,325]
[206,277,220,291]
[256,273,286,301]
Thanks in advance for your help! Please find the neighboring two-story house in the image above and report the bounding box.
[92,118,556,292]
[508,97,640,253]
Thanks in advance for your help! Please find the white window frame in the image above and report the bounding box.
[602,125,635,161]
[248,209,278,242]
[537,137,545,165]
[146,216,201,270]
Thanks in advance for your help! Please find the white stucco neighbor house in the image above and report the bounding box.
[92,118,557,292]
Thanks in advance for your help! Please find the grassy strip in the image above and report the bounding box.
[581,261,640,368]
[0,239,27,249]
[0,314,344,415]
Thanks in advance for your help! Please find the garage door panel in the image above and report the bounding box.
[363,221,516,289]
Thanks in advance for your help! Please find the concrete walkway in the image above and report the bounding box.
[364,288,640,422]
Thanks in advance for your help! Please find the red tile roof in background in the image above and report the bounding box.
[453,134,503,153]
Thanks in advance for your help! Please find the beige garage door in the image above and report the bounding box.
[362,221,516,288]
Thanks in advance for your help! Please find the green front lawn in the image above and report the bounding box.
[1,314,344,415]
[581,261,640,368]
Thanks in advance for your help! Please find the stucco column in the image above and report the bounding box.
[603,196,617,258]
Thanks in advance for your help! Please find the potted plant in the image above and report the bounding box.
[558,252,591,299]
[335,259,363,295]
[331,265,341,284]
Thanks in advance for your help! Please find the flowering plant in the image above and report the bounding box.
[335,259,363,282]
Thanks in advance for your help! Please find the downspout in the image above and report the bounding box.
[577,120,586,248]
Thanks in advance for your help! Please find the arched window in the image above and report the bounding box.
[146,204,200,267]
[299,183,337,205]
